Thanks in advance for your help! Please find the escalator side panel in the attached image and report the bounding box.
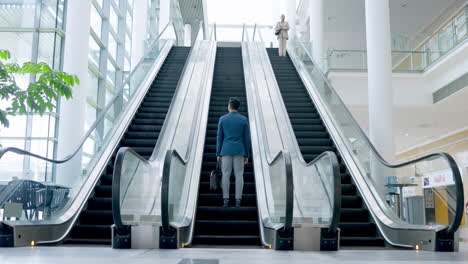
[193,47,261,246]
[64,47,191,245]
[266,48,385,247]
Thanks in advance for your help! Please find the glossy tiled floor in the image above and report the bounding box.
[0,244,468,264]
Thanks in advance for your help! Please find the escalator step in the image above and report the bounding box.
[195,220,259,236]
[79,210,113,225]
[267,48,382,247]
[340,208,370,222]
[66,46,190,245]
[194,47,259,246]
[71,225,111,239]
[196,206,258,221]
[197,193,257,207]
[192,235,260,246]
[87,197,112,210]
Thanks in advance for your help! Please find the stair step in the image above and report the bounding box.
[68,46,189,245]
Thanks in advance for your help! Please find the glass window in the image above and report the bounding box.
[107,61,116,85]
[31,115,54,138]
[108,32,118,60]
[89,36,101,67]
[0,116,27,138]
[87,70,100,102]
[90,4,103,38]
[0,32,34,64]
[126,10,133,30]
[0,139,25,181]
[125,33,131,58]
[29,139,53,181]
[38,33,57,66]
[0,4,36,28]
[41,0,62,28]
[110,6,119,34]
[124,56,131,72]
[94,0,104,8]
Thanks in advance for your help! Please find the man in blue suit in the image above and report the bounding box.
[216,97,251,207]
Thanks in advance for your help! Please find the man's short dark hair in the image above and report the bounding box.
[229,97,240,110]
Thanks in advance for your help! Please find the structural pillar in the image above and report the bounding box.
[131,0,149,69]
[286,0,296,39]
[365,0,395,195]
[309,0,324,69]
[56,0,92,187]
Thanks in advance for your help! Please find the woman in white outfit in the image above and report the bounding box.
[275,14,290,56]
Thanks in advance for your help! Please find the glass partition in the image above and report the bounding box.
[325,5,468,74]
[117,149,156,224]
[0,33,172,224]
[289,39,464,245]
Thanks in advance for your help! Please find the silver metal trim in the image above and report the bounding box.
[4,40,175,246]
[242,42,337,247]
[287,42,446,250]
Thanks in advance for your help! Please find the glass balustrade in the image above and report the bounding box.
[0,33,174,224]
[325,5,467,74]
[290,39,464,247]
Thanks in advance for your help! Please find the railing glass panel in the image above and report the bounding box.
[289,39,463,247]
[0,34,171,224]
[325,5,468,73]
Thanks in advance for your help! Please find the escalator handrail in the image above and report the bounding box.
[243,43,295,235]
[159,40,217,238]
[160,149,187,234]
[112,147,149,230]
[0,20,175,165]
[293,40,464,236]
[268,150,294,231]
[247,42,341,235]
[111,39,197,231]
[310,151,341,234]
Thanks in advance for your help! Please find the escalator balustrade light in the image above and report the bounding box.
[415,244,420,251]
[30,240,35,247]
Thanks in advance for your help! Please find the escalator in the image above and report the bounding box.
[266,48,385,247]
[65,46,190,245]
[193,47,260,246]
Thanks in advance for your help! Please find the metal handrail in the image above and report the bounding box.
[111,147,149,230]
[214,23,217,41]
[111,35,198,233]
[160,149,187,235]
[252,24,257,41]
[0,20,175,165]
[310,151,341,234]
[242,23,245,42]
[158,41,216,242]
[295,40,464,236]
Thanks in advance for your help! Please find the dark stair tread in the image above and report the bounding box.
[66,46,189,245]
[267,48,383,247]
[194,47,259,246]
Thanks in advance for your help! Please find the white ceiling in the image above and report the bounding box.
[323,0,465,50]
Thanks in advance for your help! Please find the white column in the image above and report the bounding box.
[309,0,324,69]
[131,0,149,69]
[286,0,296,39]
[56,0,92,187]
[365,0,395,194]
[184,24,191,46]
